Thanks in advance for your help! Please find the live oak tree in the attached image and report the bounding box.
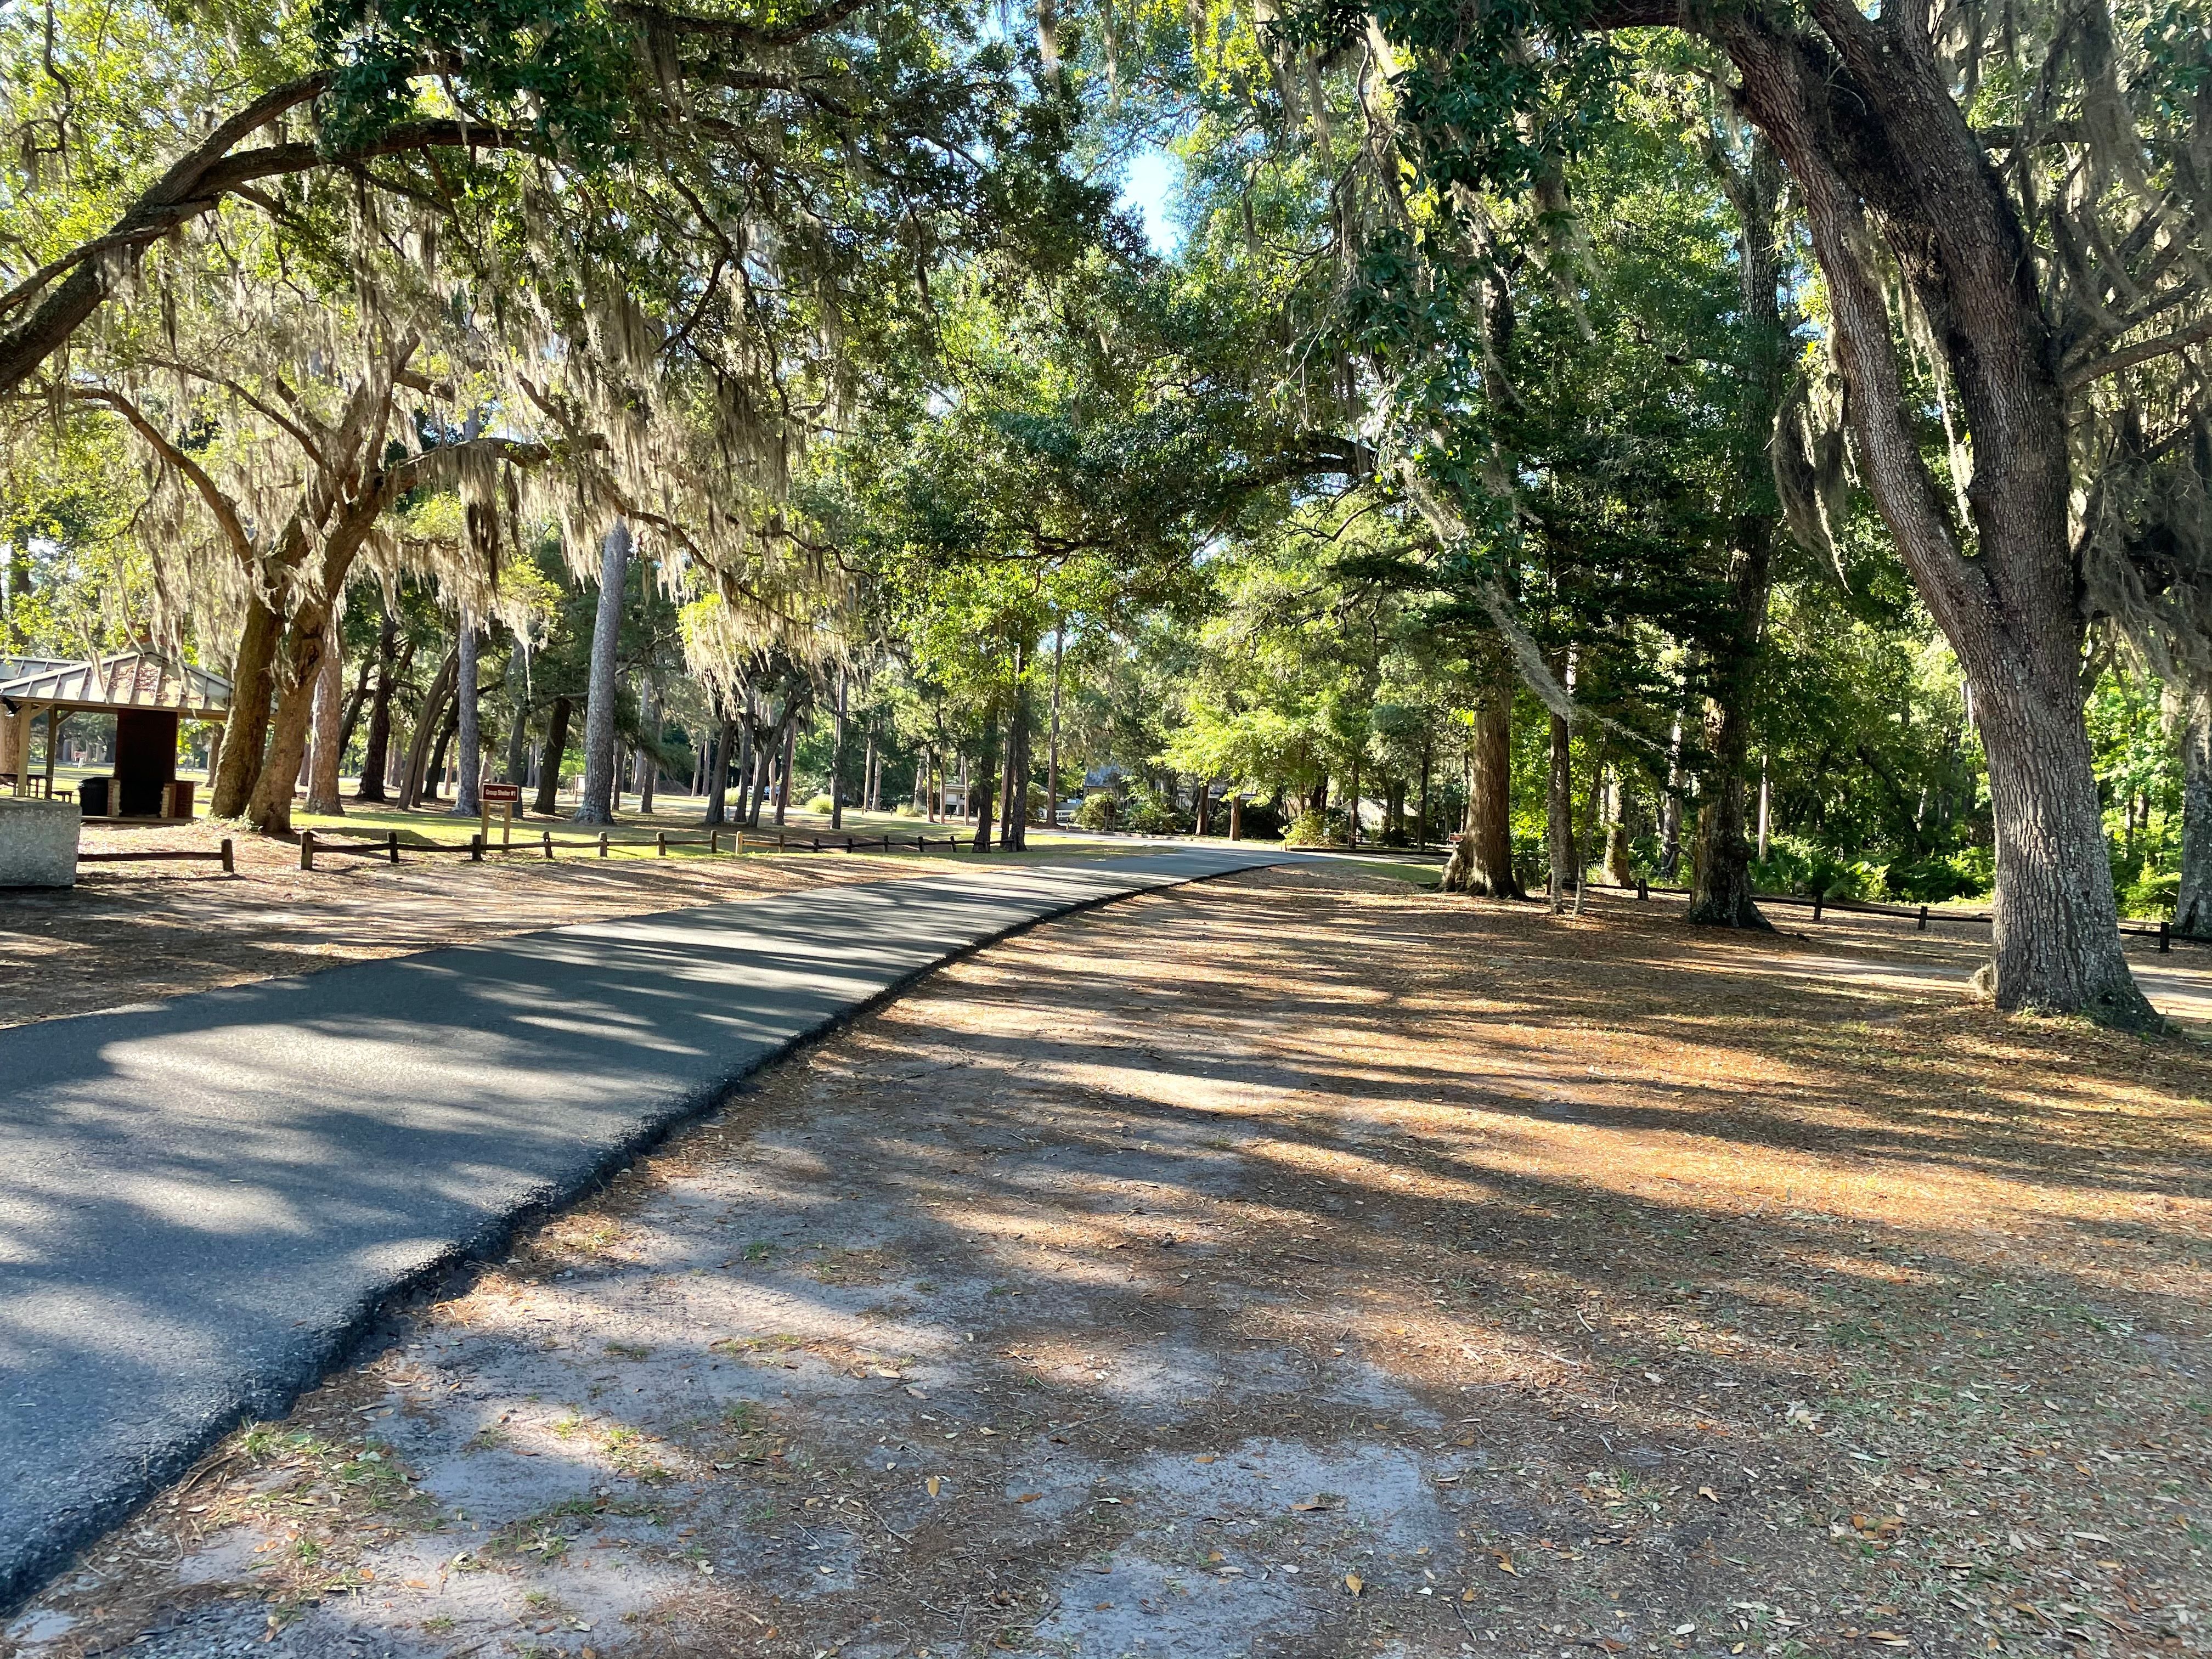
[1297,0,2205,1019]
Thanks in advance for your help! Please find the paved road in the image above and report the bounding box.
[0,847,1296,1609]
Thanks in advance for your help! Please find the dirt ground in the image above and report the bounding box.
[4,867,2210,1659]
[0,816,986,1028]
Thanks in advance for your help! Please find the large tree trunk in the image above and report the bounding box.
[573,520,632,825]
[2177,682,2212,938]
[1009,668,1033,850]
[424,704,458,802]
[1689,138,1783,931]
[702,716,731,826]
[635,684,661,814]
[733,697,758,825]
[1047,625,1063,827]
[398,648,458,810]
[335,648,373,768]
[1418,738,1432,849]
[1444,653,1524,896]
[1659,712,1685,879]
[449,618,482,819]
[210,592,284,818]
[246,613,341,837]
[1002,653,1032,850]
[305,636,346,817]
[1547,708,1576,912]
[532,695,573,815]
[1719,7,2150,1024]
[774,716,796,826]
[503,653,531,786]
[970,714,1001,852]
[356,620,405,803]
[830,670,848,830]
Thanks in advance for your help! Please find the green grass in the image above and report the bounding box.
[1335,857,1442,890]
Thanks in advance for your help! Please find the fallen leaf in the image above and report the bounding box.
[1344,1573,1364,1596]
[926,1476,941,1498]
[1494,1554,1517,1576]
[1699,1486,1722,1504]
[1016,1493,1042,1504]
[1193,1454,1216,1464]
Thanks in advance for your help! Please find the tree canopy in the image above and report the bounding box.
[3,0,2207,1019]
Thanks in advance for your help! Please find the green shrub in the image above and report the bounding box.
[1121,783,1188,835]
[804,793,835,814]
[2120,866,2180,920]
[1074,792,1119,831]
[1283,808,1351,848]
[1752,835,1877,899]
[893,801,924,818]
[1881,850,1992,904]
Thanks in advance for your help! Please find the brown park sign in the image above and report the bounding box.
[480,782,521,847]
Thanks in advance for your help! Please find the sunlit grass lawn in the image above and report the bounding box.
[1332,856,1442,889]
[55,763,1260,868]
[270,782,1147,864]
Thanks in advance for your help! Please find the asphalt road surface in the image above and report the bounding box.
[0,847,1295,1609]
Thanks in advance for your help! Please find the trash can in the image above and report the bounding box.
[77,775,113,817]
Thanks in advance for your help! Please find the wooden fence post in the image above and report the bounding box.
[1636,877,1647,901]
[2162,921,2173,953]
[470,833,483,863]
[543,830,554,861]
[1917,905,1929,932]
[657,830,668,856]
[221,837,235,874]
[599,831,610,858]
[300,830,314,872]
[1812,894,1824,922]
[387,831,400,866]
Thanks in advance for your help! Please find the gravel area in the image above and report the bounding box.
[5,866,2209,1659]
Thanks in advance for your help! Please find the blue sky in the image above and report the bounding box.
[1115,146,1181,255]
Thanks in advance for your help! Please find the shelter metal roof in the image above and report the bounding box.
[0,652,232,718]
[0,656,78,685]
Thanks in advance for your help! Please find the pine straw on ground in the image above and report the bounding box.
[0,816,958,1028]
[7,866,2210,1659]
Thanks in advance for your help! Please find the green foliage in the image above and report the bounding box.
[1282,807,1351,848]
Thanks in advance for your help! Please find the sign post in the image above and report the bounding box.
[481,782,521,848]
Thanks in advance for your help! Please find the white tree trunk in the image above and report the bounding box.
[450,613,481,819]
[306,639,346,816]
[573,520,630,825]
[2172,681,2211,938]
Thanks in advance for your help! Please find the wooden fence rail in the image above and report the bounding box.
[1572,877,2196,953]
[301,830,484,871]
[269,824,983,875]
[78,839,235,873]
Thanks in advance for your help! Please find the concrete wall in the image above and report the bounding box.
[0,798,79,888]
